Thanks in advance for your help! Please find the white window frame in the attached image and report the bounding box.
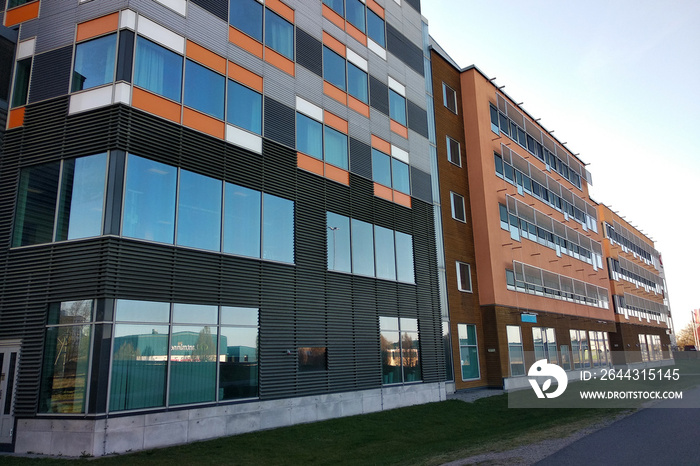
[446,136,461,167]
[442,82,458,114]
[450,191,466,223]
[456,261,472,293]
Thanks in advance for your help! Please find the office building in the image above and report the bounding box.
[0,0,445,456]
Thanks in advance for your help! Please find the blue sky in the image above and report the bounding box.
[422,0,700,331]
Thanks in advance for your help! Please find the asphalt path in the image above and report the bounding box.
[536,386,700,465]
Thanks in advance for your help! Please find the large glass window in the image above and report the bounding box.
[223,183,261,258]
[380,317,420,384]
[327,212,413,283]
[389,89,406,126]
[374,225,396,281]
[507,325,525,376]
[395,232,414,284]
[219,307,258,400]
[442,83,458,113]
[71,33,117,92]
[262,193,294,263]
[177,169,222,251]
[327,212,351,273]
[392,158,410,195]
[169,304,218,405]
[134,37,183,102]
[296,113,323,159]
[39,300,93,413]
[122,155,177,244]
[13,162,60,247]
[347,62,368,103]
[229,0,263,41]
[227,80,262,134]
[351,218,374,277]
[265,9,294,60]
[184,60,225,119]
[55,153,107,241]
[458,324,479,380]
[367,9,385,47]
[533,327,557,364]
[11,57,31,108]
[324,126,348,170]
[323,46,346,91]
[372,148,392,187]
[345,0,365,33]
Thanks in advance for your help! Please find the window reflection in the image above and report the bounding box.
[380,317,420,384]
[177,170,222,252]
[327,212,351,273]
[223,183,261,258]
[262,194,294,263]
[229,0,263,41]
[134,37,183,102]
[265,10,294,60]
[13,162,60,247]
[227,80,262,134]
[374,226,395,280]
[71,33,116,92]
[56,153,107,241]
[184,59,225,119]
[351,219,374,277]
[389,89,406,126]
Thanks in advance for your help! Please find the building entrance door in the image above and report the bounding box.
[0,341,20,451]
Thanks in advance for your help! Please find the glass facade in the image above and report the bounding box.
[265,10,294,60]
[184,59,225,119]
[134,37,183,102]
[380,317,420,384]
[507,325,525,376]
[227,80,262,134]
[71,33,116,92]
[11,57,31,108]
[389,89,406,126]
[229,0,263,41]
[367,9,385,47]
[347,63,368,103]
[323,46,346,91]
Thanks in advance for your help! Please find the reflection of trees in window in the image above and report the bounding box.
[298,347,327,371]
[192,326,216,362]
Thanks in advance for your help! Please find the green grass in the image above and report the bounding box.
[2,394,624,466]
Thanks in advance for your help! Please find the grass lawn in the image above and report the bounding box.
[2,394,624,466]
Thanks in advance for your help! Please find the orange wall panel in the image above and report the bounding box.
[321,4,345,30]
[4,1,40,27]
[186,40,226,75]
[323,81,347,105]
[348,96,370,118]
[132,88,182,124]
[265,0,294,24]
[322,31,346,57]
[183,107,225,139]
[264,47,295,76]
[323,111,348,133]
[374,183,393,202]
[345,23,367,46]
[228,61,263,93]
[390,120,408,138]
[393,191,411,208]
[297,152,324,177]
[229,26,263,59]
[325,164,349,186]
[7,107,26,129]
[76,12,119,42]
[371,135,391,154]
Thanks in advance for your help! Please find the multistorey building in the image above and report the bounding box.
[598,205,672,362]
[0,0,445,456]
[431,44,623,391]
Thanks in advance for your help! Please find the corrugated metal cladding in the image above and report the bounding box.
[28,45,72,104]
[0,97,442,414]
[369,76,390,116]
[411,167,432,204]
[349,137,372,179]
[190,0,228,22]
[407,100,428,138]
[386,24,424,76]
[296,27,323,77]
[264,95,296,149]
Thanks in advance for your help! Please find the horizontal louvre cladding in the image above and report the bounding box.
[190,0,228,21]
[116,29,135,83]
[28,45,72,104]
[224,143,264,191]
[125,109,184,166]
[325,181,352,217]
[295,171,326,269]
[349,174,375,224]
[178,125,229,179]
[404,0,421,13]
[352,275,381,387]
[295,27,323,77]
[349,137,372,179]
[64,105,122,156]
[386,24,423,75]
[20,97,69,164]
[261,138,296,198]
[410,166,432,204]
[407,100,428,137]
[327,274,356,392]
[264,96,296,149]
[369,75,389,116]
[259,261,296,399]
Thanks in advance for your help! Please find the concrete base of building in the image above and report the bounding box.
[14,382,447,457]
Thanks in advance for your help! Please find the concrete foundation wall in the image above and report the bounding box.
[15,382,447,457]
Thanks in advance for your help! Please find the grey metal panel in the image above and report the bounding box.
[407,99,427,138]
[386,23,423,75]
[263,96,295,149]
[349,136,371,180]
[407,131,430,173]
[22,2,76,54]
[369,75,389,116]
[28,45,72,103]
[184,2,230,58]
[411,166,431,204]
[368,107,392,142]
[405,0,421,13]
[262,62,296,108]
[294,66,323,108]
[292,0,323,41]
[296,27,322,77]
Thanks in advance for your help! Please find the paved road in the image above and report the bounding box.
[536,387,700,466]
